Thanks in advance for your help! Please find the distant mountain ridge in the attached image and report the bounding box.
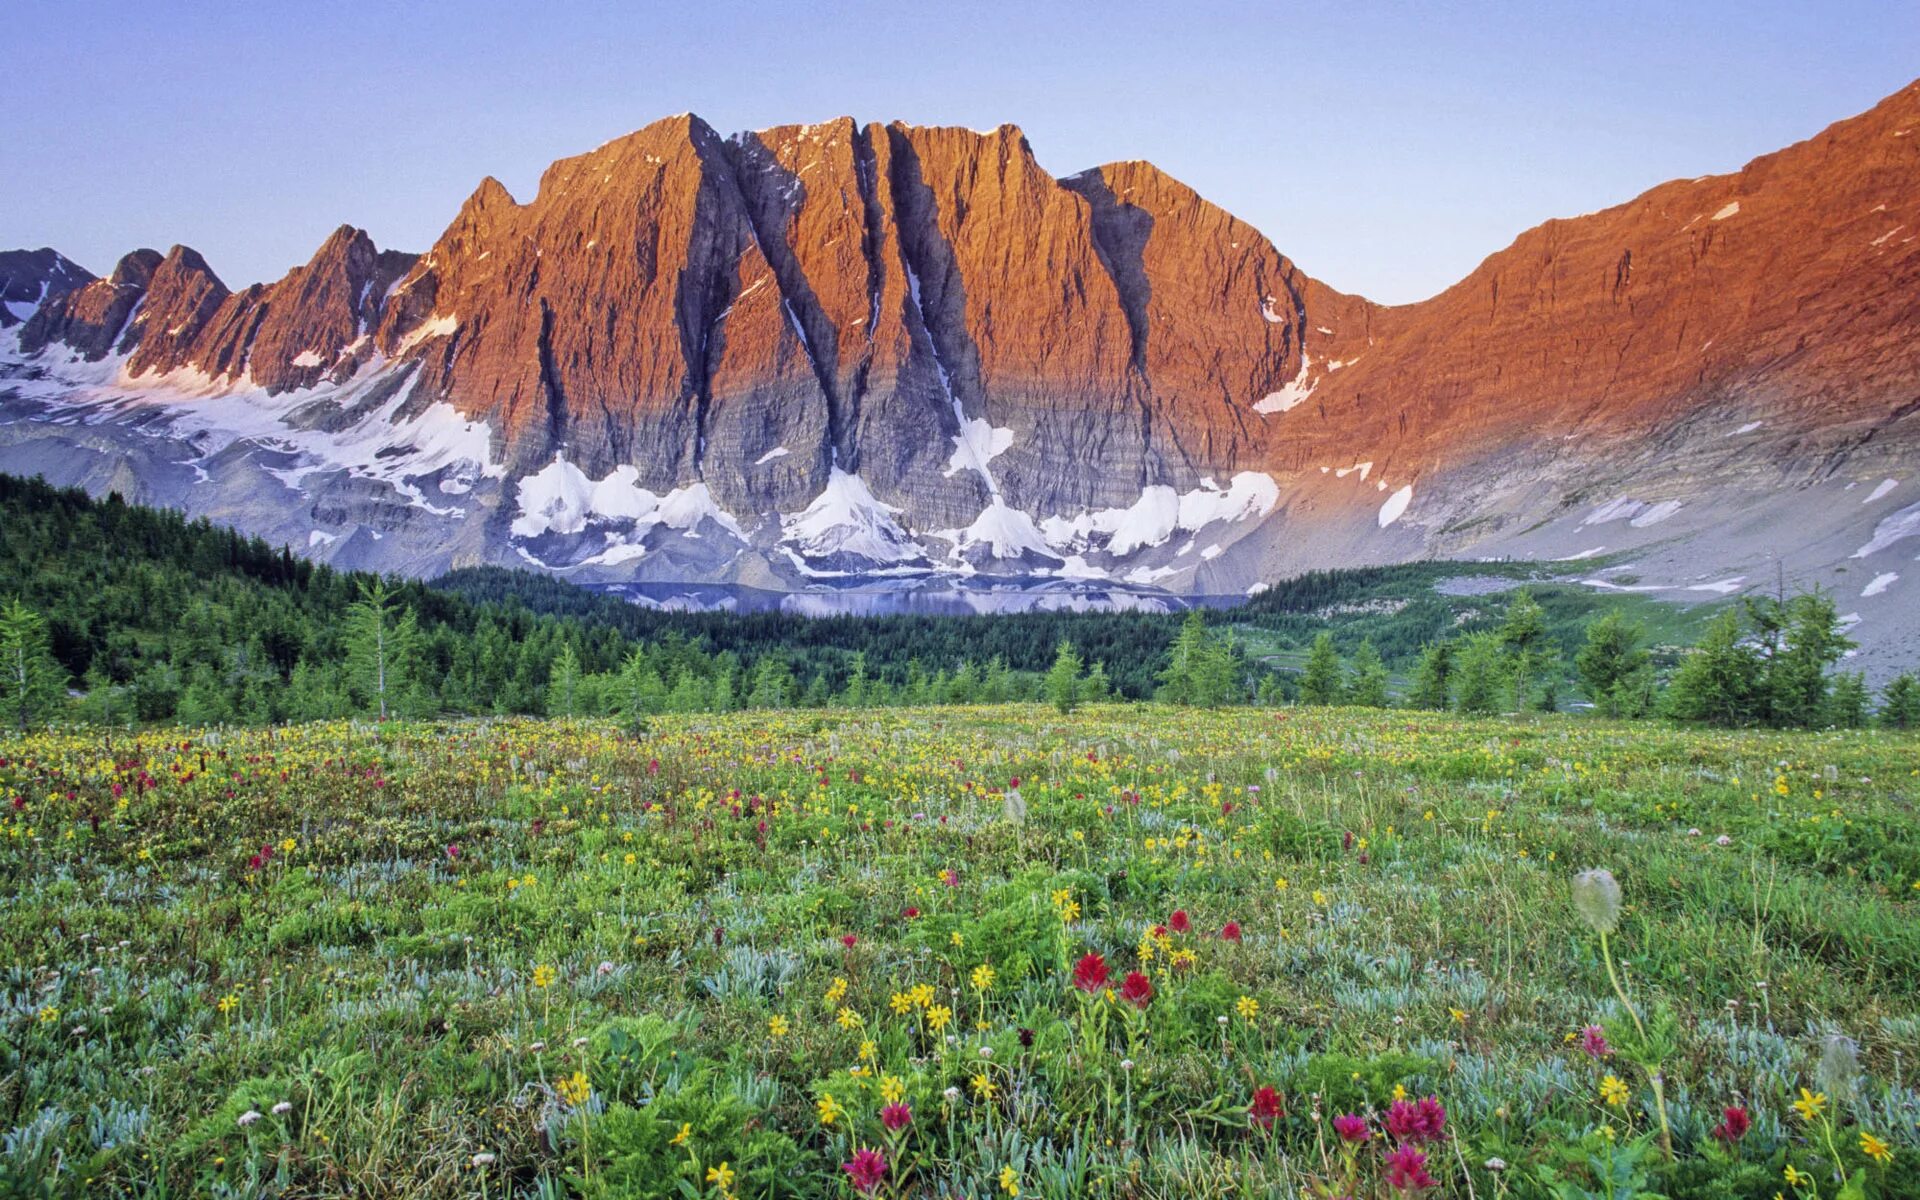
[4,81,1918,675]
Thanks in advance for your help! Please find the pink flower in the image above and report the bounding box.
[1119,971,1154,1009]
[446,843,460,861]
[880,1103,912,1131]
[1332,1113,1369,1143]
[1169,910,1192,934]
[1579,1024,1611,1059]
[841,1147,888,1194]
[841,934,858,949]
[1384,1096,1446,1144]
[1383,1143,1437,1191]
[1220,920,1243,942]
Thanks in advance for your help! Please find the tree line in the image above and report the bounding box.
[0,474,1912,730]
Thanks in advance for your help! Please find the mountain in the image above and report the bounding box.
[4,83,1918,675]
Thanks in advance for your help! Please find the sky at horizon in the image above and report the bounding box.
[8,1,1918,305]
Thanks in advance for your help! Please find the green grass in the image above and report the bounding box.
[2,706,1915,1197]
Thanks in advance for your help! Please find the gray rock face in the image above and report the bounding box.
[0,248,94,328]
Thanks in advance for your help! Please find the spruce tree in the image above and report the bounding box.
[1663,610,1761,726]
[1046,639,1084,714]
[1407,642,1453,711]
[1575,611,1652,717]
[547,644,582,717]
[1497,590,1550,713]
[1346,639,1390,707]
[0,599,67,729]
[342,579,418,720]
[1299,632,1343,706]
[1879,673,1919,729]
[1825,672,1868,728]
[1452,632,1506,716]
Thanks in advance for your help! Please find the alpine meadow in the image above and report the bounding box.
[6,7,1920,1198]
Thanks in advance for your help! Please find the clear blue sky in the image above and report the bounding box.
[9,1,1917,304]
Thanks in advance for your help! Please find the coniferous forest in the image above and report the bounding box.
[1,472,1914,729]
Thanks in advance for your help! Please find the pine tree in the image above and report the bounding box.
[342,579,418,720]
[1407,642,1453,711]
[1082,661,1112,703]
[1190,632,1242,707]
[1346,639,1390,707]
[841,651,870,708]
[547,644,582,717]
[1575,612,1652,717]
[1662,610,1761,726]
[0,599,67,730]
[1046,639,1084,714]
[749,658,794,710]
[1769,589,1854,727]
[1825,672,1868,728]
[1452,632,1506,716]
[1879,673,1919,729]
[1299,632,1343,706]
[1156,612,1209,705]
[1497,590,1550,713]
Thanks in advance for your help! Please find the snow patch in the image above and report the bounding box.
[511,457,745,541]
[1254,354,1315,414]
[1711,201,1741,221]
[1378,484,1414,528]
[945,418,1014,481]
[1864,478,1899,504]
[1853,500,1920,558]
[754,446,791,465]
[1862,572,1899,598]
[290,349,325,368]
[1629,500,1682,528]
[782,468,921,564]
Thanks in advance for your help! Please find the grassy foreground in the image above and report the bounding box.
[2,706,1917,1198]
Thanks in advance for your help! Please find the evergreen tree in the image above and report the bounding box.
[1825,672,1868,728]
[1879,673,1919,729]
[1497,590,1550,713]
[1663,610,1762,726]
[840,651,870,708]
[1046,639,1084,714]
[1575,612,1652,717]
[547,644,582,717]
[1346,638,1390,707]
[0,599,67,730]
[1190,631,1242,707]
[667,668,709,713]
[1452,632,1506,716]
[1082,661,1111,703]
[1768,590,1854,727]
[342,579,418,720]
[1156,612,1209,705]
[1299,632,1344,706]
[1406,642,1453,711]
[749,658,795,709]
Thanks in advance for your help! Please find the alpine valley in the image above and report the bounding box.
[4,82,1919,670]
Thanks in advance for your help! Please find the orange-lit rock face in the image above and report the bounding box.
[7,82,1918,612]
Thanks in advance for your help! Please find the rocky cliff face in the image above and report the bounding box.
[4,82,1919,671]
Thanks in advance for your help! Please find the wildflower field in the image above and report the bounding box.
[2,706,1917,1198]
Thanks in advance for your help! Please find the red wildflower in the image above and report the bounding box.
[1332,1113,1370,1143]
[1119,971,1154,1009]
[841,1147,888,1194]
[1169,910,1192,934]
[446,843,460,860]
[1579,1024,1612,1059]
[902,906,921,920]
[1711,1106,1751,1142]
[880,1103,912,1131]
[1072,953,1110,993]
[1383,1143,1437,1191]
[1385,1096,1446,1144]
[1249,1085,1284,1129]
[841,934,858,949]
[1220,921,1242,942]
